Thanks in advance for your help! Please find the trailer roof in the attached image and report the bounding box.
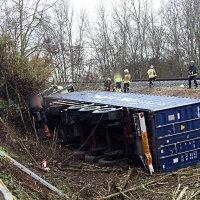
[49,90,200,111]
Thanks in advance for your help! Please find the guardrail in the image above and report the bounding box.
[0,151,69,199]
[0,179,16,200]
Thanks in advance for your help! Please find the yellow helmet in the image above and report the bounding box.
[57,86,63,90]
[107,78,111,80]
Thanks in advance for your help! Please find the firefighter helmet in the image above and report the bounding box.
[124,69,129,73]
[57,85,63,90]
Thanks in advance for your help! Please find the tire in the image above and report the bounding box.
[118,158,130,170]
[92,108,123,121]
[85,154,105,164]
[92,108,115,121]
[98,158,129,169]
[68,104,92,116]
[73,150,90,160]
[68,104,91,110]
[79,106,101,112]
[79,106,101,119]
[105,150,125,160]
[90,146,107,156]
[98,158,122,167]
[93,108,116,114]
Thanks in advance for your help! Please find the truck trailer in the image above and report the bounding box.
[30,90,200,174]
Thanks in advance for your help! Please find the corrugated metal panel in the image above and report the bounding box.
[49,90,200,172]
[155,104,200,172]
[50,91,200,111]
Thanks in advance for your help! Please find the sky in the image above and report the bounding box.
[68,0,165,15]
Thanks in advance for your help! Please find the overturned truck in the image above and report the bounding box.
[30,89,200,174]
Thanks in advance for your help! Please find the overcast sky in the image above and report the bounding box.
[68,0,165,15]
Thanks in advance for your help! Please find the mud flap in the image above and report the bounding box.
[136,112,154,175]
[141,131,154,175]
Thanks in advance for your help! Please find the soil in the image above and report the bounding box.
[0,88,200,200]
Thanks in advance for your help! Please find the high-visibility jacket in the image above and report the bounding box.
[147,69,157,78]
[114,74,123,83]
[188,65,197,76]
[124,74,131,83]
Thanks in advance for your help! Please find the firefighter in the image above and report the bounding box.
[57,85,63,91]
[147,65,157,88]
[188,60,198,89]
[123,69,131,93]
[105,78,116,92]
[110,78,116,92]
[114,71,123,92]
[104,78,112,91]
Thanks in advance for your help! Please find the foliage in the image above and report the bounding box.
[0,33,53,131]
[0,34,53,101]
[0,99,15,116]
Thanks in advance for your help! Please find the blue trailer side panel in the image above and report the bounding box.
[155,104,200,172]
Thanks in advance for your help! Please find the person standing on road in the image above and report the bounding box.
[188,60,198,89]
[110,78,116,92]
[104,78,112,91]
[123,69,131,93]
[114,70,123,92]
[147,65,157,88]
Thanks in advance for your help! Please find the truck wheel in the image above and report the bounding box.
[98,158,121,167]
[85,154,105,164]
[79,106,101,112]
[98,158,129,169]
[79,106,101,119]
[92,107,123,121]
[68,104,91,110]
[73,150,90,160]
[68,104,92,116]
[93,108,116,114]
[118,158,130,170]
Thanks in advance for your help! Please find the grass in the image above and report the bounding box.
[0,146,65,200]
[0,146,18,157]
[0,171,41,200]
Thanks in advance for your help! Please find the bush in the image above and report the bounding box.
[0,34,53,100]
[0,33,53,129]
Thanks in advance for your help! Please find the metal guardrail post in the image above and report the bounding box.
[0,183,13,200]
